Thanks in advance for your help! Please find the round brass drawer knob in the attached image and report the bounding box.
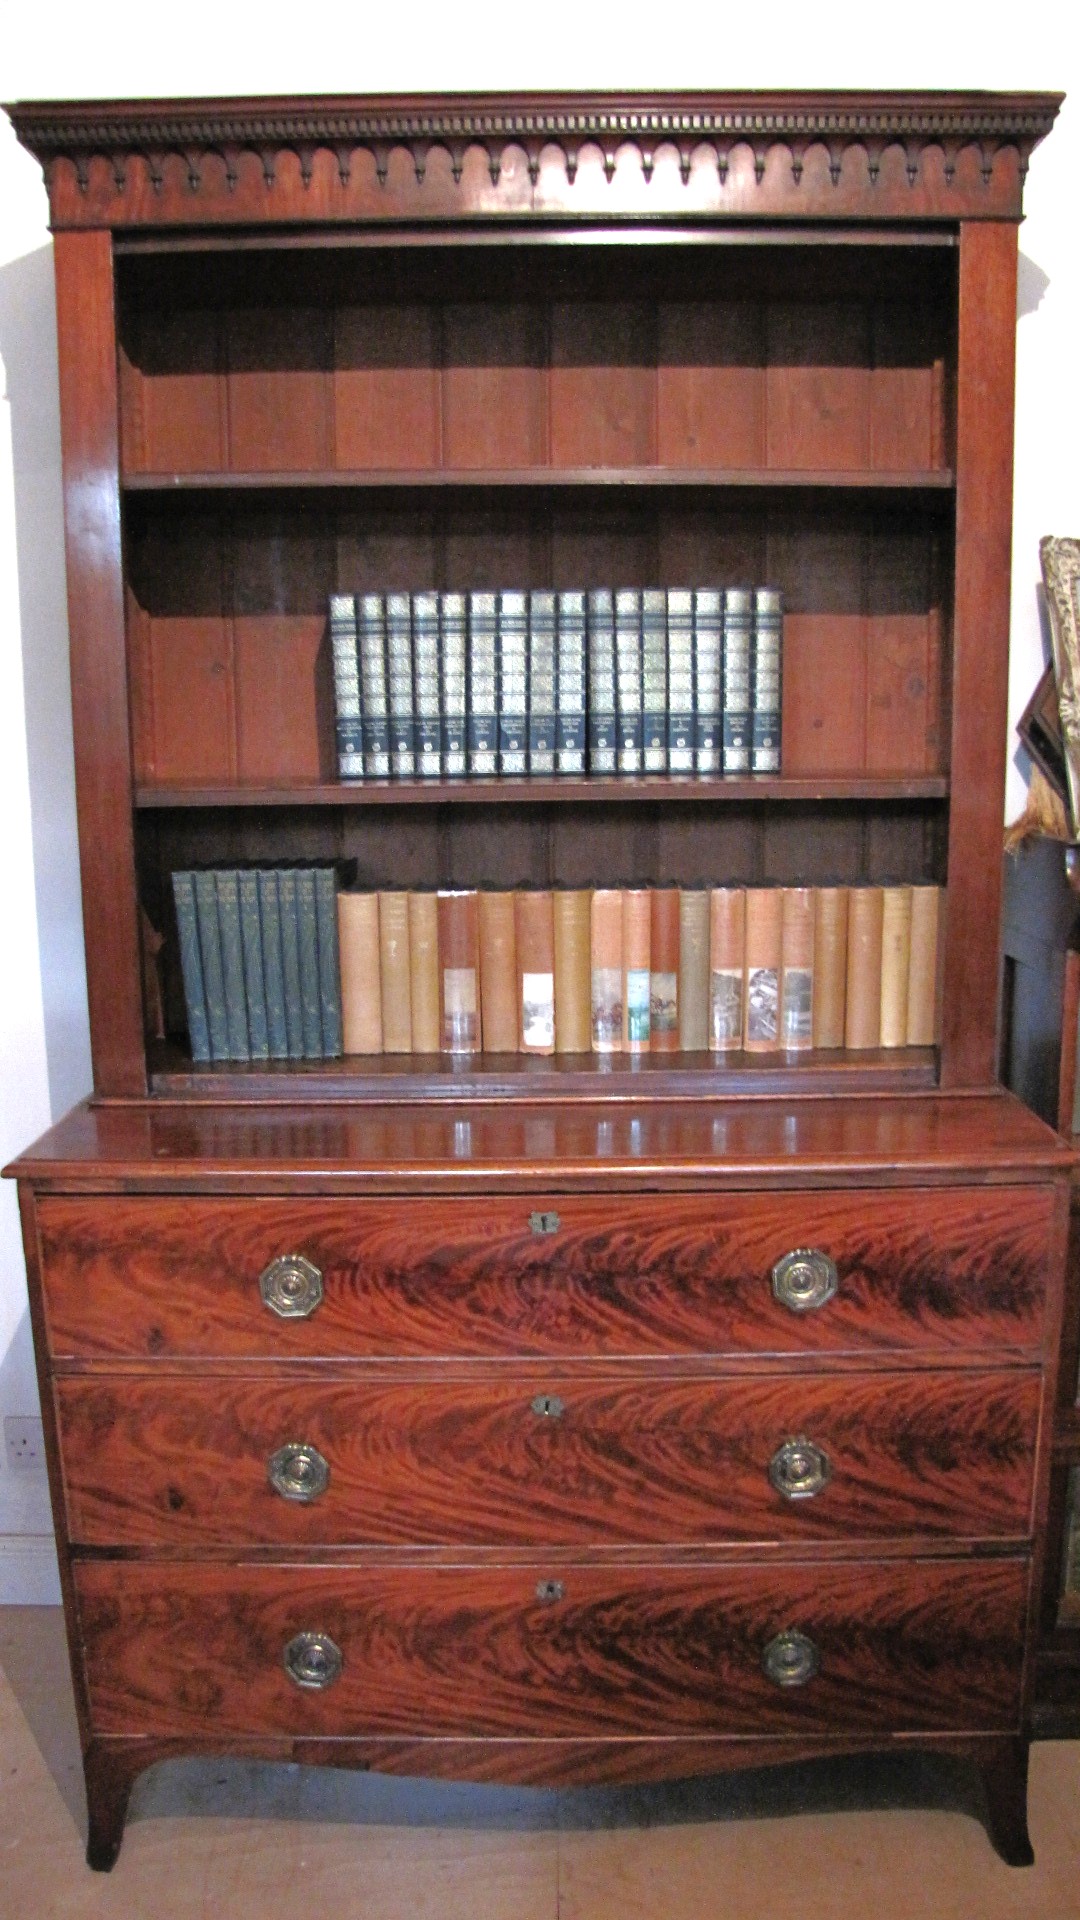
[284,1630,342,1691]
[259,1254,324,1320]
[762,1628,820,1689]
[268,1442,330,1503]
[771,1248,839,1314]
[768,1436,831,1501]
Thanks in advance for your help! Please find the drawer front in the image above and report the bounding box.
[74,1556,1027,1741]
[57,1367,1040,1548]
[37,1187,1052,1361]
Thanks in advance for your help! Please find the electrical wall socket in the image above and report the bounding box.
[4,1417,46,1471]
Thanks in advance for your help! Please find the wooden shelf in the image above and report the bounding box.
[135,773,950,810]
[147,1043,938,1103]
[123,466,956,496]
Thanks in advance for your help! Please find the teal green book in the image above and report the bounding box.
[295,868,324,1058]
[193,868,230,1062]
[257,869,289,1060]
[276,868,304,1061]
[238,869,270,1062]
[171,870,211,1063]
[215,869,251,1061]
[314,866,343,1058]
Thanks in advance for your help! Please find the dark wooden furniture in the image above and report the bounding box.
[4,90,1071,1870]
[1001,835,1080,1732]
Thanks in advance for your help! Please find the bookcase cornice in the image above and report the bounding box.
[7,89,1062,228]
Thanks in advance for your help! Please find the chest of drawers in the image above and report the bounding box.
[9,1094,1071,1868]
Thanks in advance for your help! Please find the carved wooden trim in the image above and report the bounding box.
[6,90,1062,228]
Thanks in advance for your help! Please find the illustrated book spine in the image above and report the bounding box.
[743,887,782,1052]
[515,889,556,1054]
[437,890,481,1053]
[709,887,745,1052]
[590,888,623,1052]
[780,886,814,1051]
[622,887,651,1051]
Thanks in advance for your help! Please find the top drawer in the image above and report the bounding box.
[36,1186,1052,1362]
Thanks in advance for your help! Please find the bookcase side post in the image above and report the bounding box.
[52,228,146,1097]
[939,217,1020,1091]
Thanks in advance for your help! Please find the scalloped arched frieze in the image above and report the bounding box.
[8,91,1060,228]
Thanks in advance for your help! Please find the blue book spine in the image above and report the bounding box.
[314,866,343,1058]
[358,593,391,778]
[193,869,230,1062]
[693,588,722,775]
[467,591,498,774]
[276,869,305,1061]
[329,592,364,779]
[215,869,251,1061]
[440,591,467,776]
[238,869,270,1062]
[527,589,556,775]
[412,590,443,778]
[723,587,752,774]
[497,589,528,775]
[666,588,695,773]
[171,870,211,1063]
[555,590,586,774]
[615,588,644,774]
[641,587,668,773]
[295,868,324,1058]
[257,869,289,1060]
[385,591,416,778]
[587,588,617,774]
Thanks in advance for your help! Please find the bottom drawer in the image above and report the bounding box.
[75,1556,1027,1742]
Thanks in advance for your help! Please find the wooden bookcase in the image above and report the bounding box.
[4,91,1074,1871]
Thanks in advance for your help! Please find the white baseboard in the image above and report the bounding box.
[0,1535,61,1604]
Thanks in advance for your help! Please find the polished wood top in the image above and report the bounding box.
[5,1092,1070,1193]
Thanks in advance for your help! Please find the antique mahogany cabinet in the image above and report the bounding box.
[4,90,1073,1870]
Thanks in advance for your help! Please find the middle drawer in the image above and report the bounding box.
[56,1366,1039,1548]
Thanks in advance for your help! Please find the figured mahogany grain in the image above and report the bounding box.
[74,1556,1028,1741]
[36,1185,1053,1363]
[56,1366,1039,1548]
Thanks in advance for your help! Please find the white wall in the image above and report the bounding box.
[1,7,1078,1600]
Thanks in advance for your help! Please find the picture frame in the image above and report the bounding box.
[1017,660,1068,803]
[1040,535,1080,838]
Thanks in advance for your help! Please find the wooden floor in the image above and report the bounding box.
[4,1604,1080,1918]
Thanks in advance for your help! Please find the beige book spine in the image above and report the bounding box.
[408,892,440,1054]
[812,887,849,1049]
[515,890,556,1054]
[649,888,680,1053]
[879,886,913,1047]
[743,888,783,1052]
[378,891,412,1053]
[477,891,519,1054]
[845,887,885,1049]
[436,890,480,1054]
[907,884,943,1045]
[622,888,652,1052]
[678,890,710,1052]
[709,887,746,1052]
[553,890,593,1053]
[780,887,815,1052]
[591,889,623,1053]
[337,892,382,1054]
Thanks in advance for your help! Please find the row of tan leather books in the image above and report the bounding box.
[338,884,942,1058]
